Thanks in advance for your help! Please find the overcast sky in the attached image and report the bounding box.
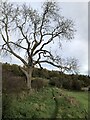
[0,0,88,75]
[59,2,88,75]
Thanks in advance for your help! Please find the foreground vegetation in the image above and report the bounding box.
[3,87,88,119]
[2,63,89,119]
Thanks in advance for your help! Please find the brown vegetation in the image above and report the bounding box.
[2,63,90,94]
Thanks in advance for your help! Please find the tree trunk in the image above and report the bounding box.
[20,66,33,90]
[26,67,32,90]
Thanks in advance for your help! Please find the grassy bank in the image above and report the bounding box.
[63,89,88,110]
[2,87,88,119]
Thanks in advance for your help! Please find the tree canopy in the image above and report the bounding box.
[0,1,78,89]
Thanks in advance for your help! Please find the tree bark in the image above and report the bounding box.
[20,66,33,90]
[27,67,32,90]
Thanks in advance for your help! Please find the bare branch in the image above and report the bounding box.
[39,60,60,68]
[0,1,77,73]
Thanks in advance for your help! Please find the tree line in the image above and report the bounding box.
[2,63,90,91]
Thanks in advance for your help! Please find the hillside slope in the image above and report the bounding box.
[2,63,89,119]
[2,87,88,119]
[2,63,90,93]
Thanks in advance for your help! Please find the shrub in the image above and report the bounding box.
[62,78,82,91]
[62,79,72,90]
[11,64,24,76]
[49,77,62,88]
[32,68,41,78]
[32,68,49,79]
[72,80,82,91]
[31,77,49,91]
[2,63,11,71]
[49,71,59,78]
[2,94,13,118]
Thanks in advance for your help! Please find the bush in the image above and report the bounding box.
[2,94,13,118]
[2,63,11,71]
[31,77,49,91]
[49,77,62,88]
[62,79,72,90]
[32,68,49,79]
[11,64,24,76]
[62,78,82,91]
[49,71,59,78]
[72,80,82,91]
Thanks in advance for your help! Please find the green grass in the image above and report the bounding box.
[2,87,88,119]
[63,89,88,110]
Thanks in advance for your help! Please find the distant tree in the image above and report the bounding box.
[53,56,79,74]
[0,1,77,91]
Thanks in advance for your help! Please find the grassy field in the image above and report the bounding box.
[2,87,88,119]
[63,89,88,110]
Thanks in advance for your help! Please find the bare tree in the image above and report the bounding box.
[53,56,79,74]
[0,1,77,90]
